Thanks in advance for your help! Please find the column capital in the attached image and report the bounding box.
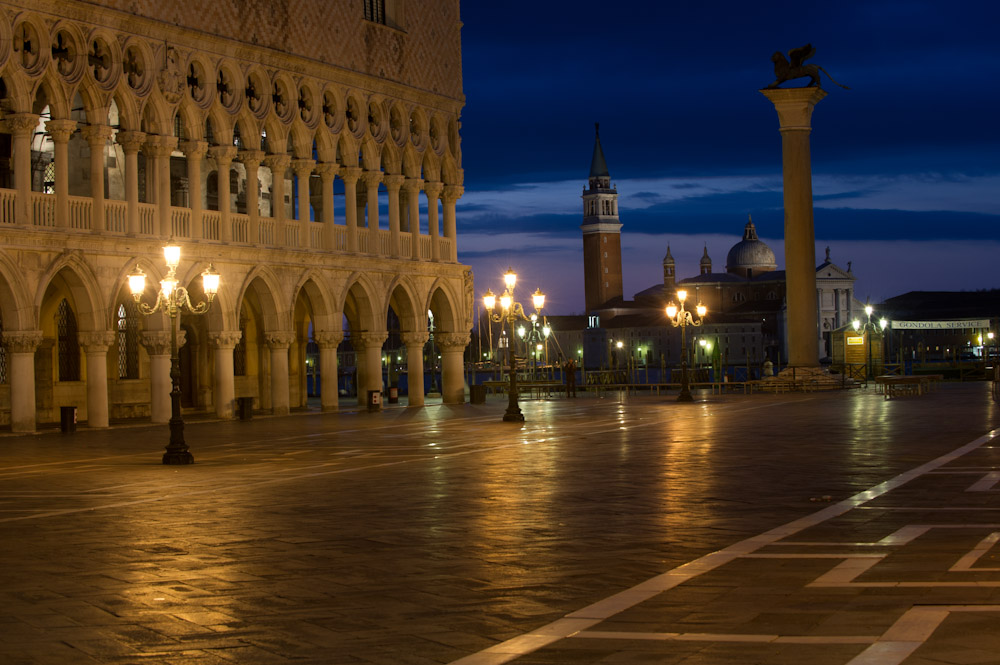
[383,174,406,191]
[208,330,242,349]
[442,184,465,202]
[314,331,345,349]
[340,166,363,184]
[239,149,266,166]
[402,177,425,193]
[435,332,470,351]
[291,158,316,176]
[144,134,179,157]
[45,119,77,143]
[2,330,43,353]
[356,331,388,349]
[423,180,444,198]
[141,330,177,355]
[179,140,209,159]
[263,153,291,173]
[6,113,39,136]
[209,145,238,163]
[360,169,383,188]
[264,331,296,349]
[400,331,430,347]
[116,130,147,153]
[80,123,116,146]
[78,330,117,353]
[759,87,827,131]
[315,162,341,180]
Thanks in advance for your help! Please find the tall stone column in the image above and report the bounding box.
[79,331,115,428]
[240,149,265,244]
[116,131,145,235]
[403,178,423,260]
[315,331,344,412]
[401,332,429,407]
[265,331,294,416]
[315,163,339,250]
[357,332,387,399]
[208,331,241,419]
[7,114,38,227]
[424,181,443,262]
[442,185,463,263]
[292,158,315,249]
[80,125,114,232]
[209,146,237,242]
[436,332,470,404]
[180,140,208,239]
[384,174,405,258]
[142,330,175,423]
[4,331,42,432]
[362,170,383,255]
[45,119,77,228]
[760,87,827,368]
[341,166,362,253]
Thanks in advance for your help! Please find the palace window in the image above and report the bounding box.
[57,299,80,381]
[0,310,6,384]
[116,301,140,379]
[364,0,385,24]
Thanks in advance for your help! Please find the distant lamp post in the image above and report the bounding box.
[853,303,887,380]
[128,244,219,464]
[483,268,545,422]
[665,289,706,402]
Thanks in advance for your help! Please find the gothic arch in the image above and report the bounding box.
[0,249,34,331]
[291,270,336,331]
[237,265,284,332]
[341,272,380,332]
[425,278,461,333]
[35,253,105,332]
[386,276,422,332]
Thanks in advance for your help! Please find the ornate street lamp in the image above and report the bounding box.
[665,289,707,402]
[852,303,887,380]
[128,244,219,464]
[482,268,544,422]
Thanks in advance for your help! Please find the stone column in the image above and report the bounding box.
[79,331,115,428]
[357,332,387,399]
[436,332,470,404]
[45,119,77,229]
[80,125,114,232]
[141,330,175,423]
[292,158,315,249]
[180,140,208,239]
[401,332,428,407]
[208,331,241,419]
[240,149,264,244]
[442,184,463,263]
[403,178,423,260]
[209,146,237,242]
[145,135,178,238]
[341,166,362,253]
[265,331,294,416]
[262,153,289,245]
[362,170,383,255]
[424,181,443,262]
[4,331,42,432]
[760,87,827,368]
[384,174,405,258]
[8,114,38,227]
[116,131,145,235]
[315,163,339,250]
[315,331,344,412]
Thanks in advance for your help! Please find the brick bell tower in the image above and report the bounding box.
[581,123,623,313]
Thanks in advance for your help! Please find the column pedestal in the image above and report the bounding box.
[315,331,344,412]
[401,332,429,407]
[142,330,178,423]
[209,331,241,419]
[265,332,294,416]
[4,331,43,432]
[79,331,116,428]
[437,332,470,404]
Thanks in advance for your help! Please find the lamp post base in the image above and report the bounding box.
[676,390,694,403]
[163,450,195,465]
[503,409,524,422]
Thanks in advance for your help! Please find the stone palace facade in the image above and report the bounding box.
[0,0,471,431]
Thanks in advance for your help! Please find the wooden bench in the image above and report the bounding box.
[877,375,930,399]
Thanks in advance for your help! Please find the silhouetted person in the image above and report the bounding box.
[564,358,577,397]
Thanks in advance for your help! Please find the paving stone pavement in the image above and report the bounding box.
[0,383,998,664]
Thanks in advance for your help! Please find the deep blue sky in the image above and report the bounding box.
[454,1,1000,315]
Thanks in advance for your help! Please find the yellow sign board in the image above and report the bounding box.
[847,336,864,345]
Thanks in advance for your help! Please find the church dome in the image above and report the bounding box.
[726,216,777,278]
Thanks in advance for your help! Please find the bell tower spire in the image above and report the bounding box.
[581,123,623,312]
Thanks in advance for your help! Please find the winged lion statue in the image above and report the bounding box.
[767,44,849,90]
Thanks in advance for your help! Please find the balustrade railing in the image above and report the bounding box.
[0,188,452,262]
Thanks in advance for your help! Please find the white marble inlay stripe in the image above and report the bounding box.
[447,430,999,664]
[967,471,1000,492]
[950,532,1000,571]
[575,630,878,644]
